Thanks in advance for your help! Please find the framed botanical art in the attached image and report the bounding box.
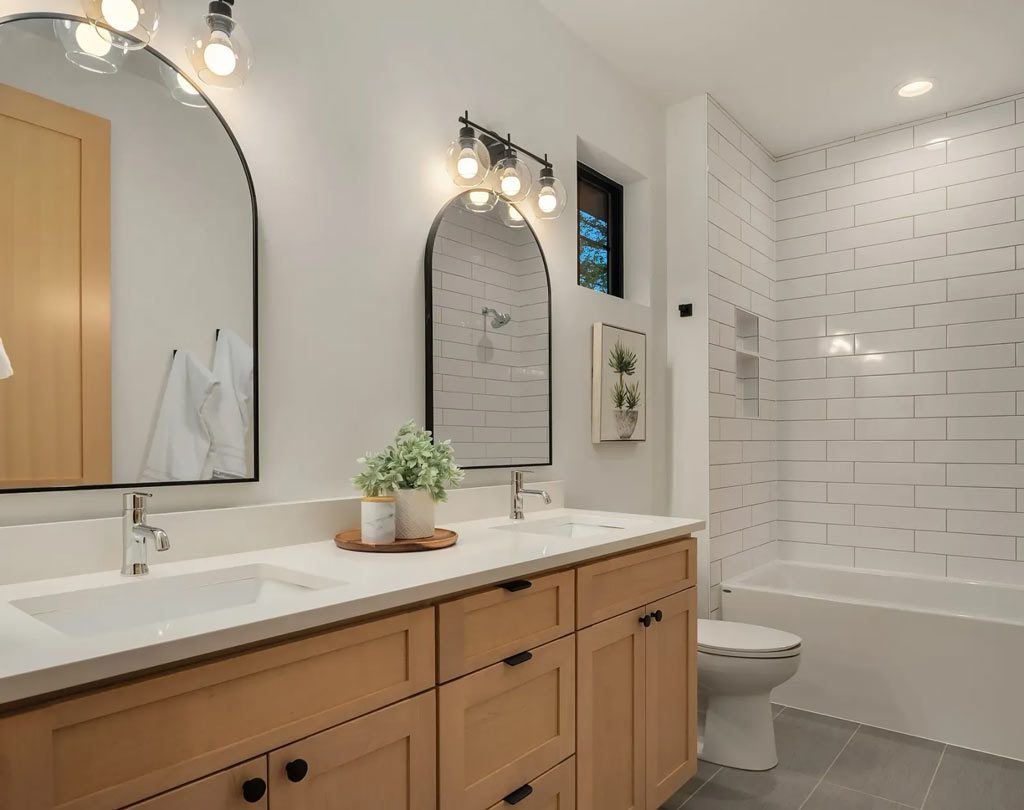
[592,323,647,443]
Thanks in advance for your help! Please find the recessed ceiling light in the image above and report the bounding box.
[897,79,934,98]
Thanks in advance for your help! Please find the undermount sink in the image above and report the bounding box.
[494,516,636,539]
[10,564,343,638]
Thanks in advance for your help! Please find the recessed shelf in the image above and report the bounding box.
[734,307,760,418]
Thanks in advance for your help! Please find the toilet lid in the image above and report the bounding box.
[697,619,801,656]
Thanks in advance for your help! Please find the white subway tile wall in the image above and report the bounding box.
[773,97,1024,576]
[707,101,779,616]
[431,205,550,466]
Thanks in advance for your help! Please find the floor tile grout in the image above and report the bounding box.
[919,744,947,810]
[680,765,722,807]
[797,722,861,810]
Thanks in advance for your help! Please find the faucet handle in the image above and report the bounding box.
[123,492,153,512]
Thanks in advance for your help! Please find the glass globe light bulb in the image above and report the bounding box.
[204,30,237,76]
[457,147,479,179]
[499,169,522,198]
[507,205,524,222]
[100,0,140,31]
[75,22,113,56]
[537,185,558,214]
[176,73,200,95]
[469,190,490,205]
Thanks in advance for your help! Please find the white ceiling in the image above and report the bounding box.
[537,0,1024,156]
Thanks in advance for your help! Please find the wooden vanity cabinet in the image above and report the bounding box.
[576,540,698,810]
[0,534,697,810]
[268,692,436,810]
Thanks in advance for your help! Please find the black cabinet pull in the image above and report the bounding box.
[639,613,652,628]
[285,758,309,783]
[501,579,533,592]
[503,783,535,805]
[652,609,664,623]
[241,778,267,803]
[503,650,533,666]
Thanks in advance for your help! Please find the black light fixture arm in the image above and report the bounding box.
[458,112,553,170]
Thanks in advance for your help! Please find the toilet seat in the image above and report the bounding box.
[698,619,801,660]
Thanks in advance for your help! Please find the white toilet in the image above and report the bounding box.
[697,619,802,771]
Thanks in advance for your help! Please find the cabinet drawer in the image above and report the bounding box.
[268,692,436,810]
[126,758,268,810]
[486,757,575,810]
[576,538,696,628]
[0,607,435,810]
[438,570,575,682]
[439,635,576,810]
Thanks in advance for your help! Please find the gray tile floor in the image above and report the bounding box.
[661,705,1024,810]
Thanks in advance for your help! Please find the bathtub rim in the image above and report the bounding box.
[721,559,1024,629]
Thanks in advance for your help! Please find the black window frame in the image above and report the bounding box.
[576,162,624,298]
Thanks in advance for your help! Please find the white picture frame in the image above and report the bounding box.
[592,323,647,443]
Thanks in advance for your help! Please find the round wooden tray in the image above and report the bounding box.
[333,528,458,553]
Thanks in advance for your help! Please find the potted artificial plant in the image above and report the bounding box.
[609,340,641,439]
[353,420,465,539]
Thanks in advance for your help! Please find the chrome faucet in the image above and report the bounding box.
[510,470,551,520]
[121,492,170,576]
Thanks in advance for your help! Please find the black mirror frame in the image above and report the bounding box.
[423,194,553,470]
[0,12,259,494]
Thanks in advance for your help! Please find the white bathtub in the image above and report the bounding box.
[722,561,1024,762]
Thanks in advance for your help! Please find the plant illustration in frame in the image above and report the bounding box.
[592,323,646,443]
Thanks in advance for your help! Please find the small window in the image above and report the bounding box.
[577,163,624,297]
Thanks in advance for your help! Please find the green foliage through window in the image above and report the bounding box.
[578,210,610,293]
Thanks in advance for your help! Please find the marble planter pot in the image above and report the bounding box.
[394,488,436,539]
[615,409,639,439]
[360,496,396,544]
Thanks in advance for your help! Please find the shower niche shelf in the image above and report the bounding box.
[734,307,760,419]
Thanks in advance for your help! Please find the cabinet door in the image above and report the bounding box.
[439,635,576,810]
[127,758,267,809]
[268,692,435,810]
[644,588,698,809]
[576,609,646,810]
[485,757,576,810]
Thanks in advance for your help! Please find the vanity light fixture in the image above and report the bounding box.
[82,0,159,49]
[448,113,567,220]
[447,121,491,187]
[159,63,207,108]
[461,188,498,213]
[535,162,567,220]
[897,78,934,98]
[187,0,253,88]
[493,142,533,203]
[500,201,528,229]
[54,18,127,74]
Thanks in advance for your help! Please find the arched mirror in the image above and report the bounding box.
[0,14,257,493]
[425,193,552,469]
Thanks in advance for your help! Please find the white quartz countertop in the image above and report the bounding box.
[0,508,703,707]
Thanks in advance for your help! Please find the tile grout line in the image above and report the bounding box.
[679,765,722,807]
[797,723,861,810]
[919,744,948,809]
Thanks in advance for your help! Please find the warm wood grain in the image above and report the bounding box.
[644,588,698,809]
[439,635,576,810]
[334,527,457,552]
[576,538,696,628]
[125,758,267,809]
[269,692,436,810]
[437,570,575,682]
[0,608,434,810]
[485,756,576,810]
[576,608,647,810]
[0,82,111,487]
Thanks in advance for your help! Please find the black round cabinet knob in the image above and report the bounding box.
[639,613,652,627]
[285,758,309,783]
[652,609,664,623]
[241,778,267,803]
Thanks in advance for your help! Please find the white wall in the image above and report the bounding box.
[0,1,667,528]
[773,96,1024,584]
